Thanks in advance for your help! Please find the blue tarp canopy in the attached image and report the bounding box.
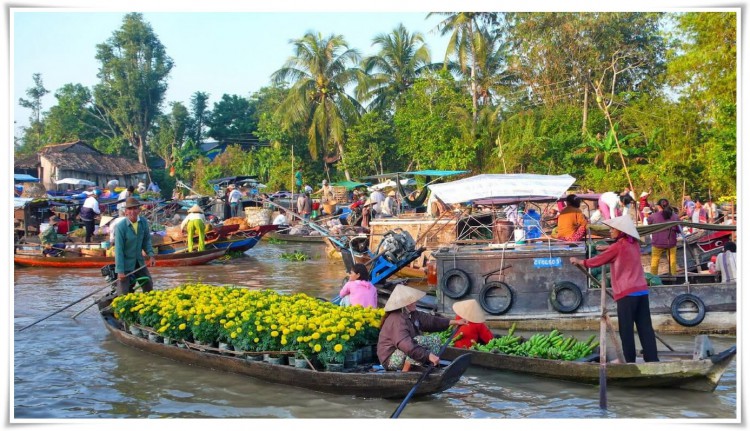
[330,180,369,190]
[14,174,39,183]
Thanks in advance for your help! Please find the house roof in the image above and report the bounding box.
[14,154,39,169]
[20,141,149,175]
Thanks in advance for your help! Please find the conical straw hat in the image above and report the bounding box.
[602,215,640,240]
[452,299,486,323]
[188,204,203,213]
[384,284,426,312]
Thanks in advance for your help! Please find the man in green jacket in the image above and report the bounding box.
[39,215,67,256]
[114,197,156,296]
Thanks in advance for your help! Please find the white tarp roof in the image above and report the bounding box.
[427,174,576,204]
[55,178,96,186]
[367,178,416,191]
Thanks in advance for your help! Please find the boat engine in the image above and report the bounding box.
[378,229,417,263]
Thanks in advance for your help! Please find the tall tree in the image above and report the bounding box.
[151,102,190,170]
[429,12,497,133]
[93,12,174,164]
[358,24,434,112]
[18,73,49,150]
[187,91,210,145]
[205,94,257,144]
[271,31,363,180]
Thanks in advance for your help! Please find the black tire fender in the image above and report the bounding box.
[549,281,583,313]
[478,281,514,315]
[671,293,706,327]
[440,269,471,299]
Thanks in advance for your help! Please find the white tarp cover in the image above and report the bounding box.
[55,178,96,186]
[367,178,416,191]
[427,174,576,204]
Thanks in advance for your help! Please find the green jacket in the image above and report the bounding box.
[114,216,154,274]
[39,226,61,246]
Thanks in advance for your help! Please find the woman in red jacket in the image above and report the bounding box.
[570,215,659,363]
[451,299,494,349]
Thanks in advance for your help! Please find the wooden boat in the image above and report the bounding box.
[265,230,326,243]
[100,311,472,398]
[14,248,227,268]
[157,225,278,254]
[441,336,736,392]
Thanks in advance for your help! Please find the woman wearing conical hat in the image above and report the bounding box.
[451,299,495,349]
[180,204,207,252]
[570,215,659,363]
[377,284,467,371]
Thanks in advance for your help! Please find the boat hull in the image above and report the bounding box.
[102,314,471,398]
[432,243,736,335]
[442,345,736,392]
[14,249,226,268]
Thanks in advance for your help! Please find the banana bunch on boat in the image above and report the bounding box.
[473,325,599,361]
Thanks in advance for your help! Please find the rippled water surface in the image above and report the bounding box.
[13,241,737,425]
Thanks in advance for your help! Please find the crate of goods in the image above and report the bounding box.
[332,186,348,203]
[244,207,272,227]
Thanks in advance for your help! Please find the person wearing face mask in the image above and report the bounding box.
[113,197,156,296]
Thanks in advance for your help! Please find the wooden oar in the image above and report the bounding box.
[599,265,608,410]
[390,326,460,419]
[16,264,146,332]
[573,262,675,352]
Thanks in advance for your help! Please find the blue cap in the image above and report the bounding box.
[94,189,102,196]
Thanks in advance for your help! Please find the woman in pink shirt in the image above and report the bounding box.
[339,263,378,308]
[570,215,659,363]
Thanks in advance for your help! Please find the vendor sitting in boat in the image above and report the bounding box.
[554,194,588,242]
[451,299,494,349]
[377,284,466,371]
[39,216,68,257]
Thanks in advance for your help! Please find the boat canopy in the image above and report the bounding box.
[14,174,39,183]
[55,178,96,186]
[428,174,576,204]
[330,180,369,190]
[360,170,468,180]
[208,175,258,186]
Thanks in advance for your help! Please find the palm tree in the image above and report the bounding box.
[271,32,363,180]
[429,12,498,133]
[358,24,436,112]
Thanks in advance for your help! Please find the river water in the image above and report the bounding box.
[12,241,737,426]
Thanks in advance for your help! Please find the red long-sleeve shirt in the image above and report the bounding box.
[452,316,494,349]
[581,236,648,301]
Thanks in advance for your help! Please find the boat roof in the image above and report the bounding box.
[359,170,468,180]
[428,174,576,204]
[474,192,601,206]
[208,175,258,185]
[330,180,369,190]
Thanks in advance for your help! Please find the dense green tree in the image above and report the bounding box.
[344,111,398,177]
[206,94,257,144]
[93,12,174,164]
[393,71,475,170]
[358,24,434,113]
[271,31,363,180]
[151,102,190,170]
[187,91,210,145]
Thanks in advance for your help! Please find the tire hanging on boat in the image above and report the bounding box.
[549,281,583,314]
[478,281,514,315]
[670,293,706,327]
[440,269,471,299]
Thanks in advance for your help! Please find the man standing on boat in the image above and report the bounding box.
[114,197,155,296]
[227,184,242,218]
[80,189,101,243]
[570,216,659,363]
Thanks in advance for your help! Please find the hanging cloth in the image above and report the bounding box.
[397,176,431,208]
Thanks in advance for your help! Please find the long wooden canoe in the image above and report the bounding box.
[157,225,278,254]
[265,230,326,243]
[441,339,736,392]
[101,312,471,398]
[14,248,226,268]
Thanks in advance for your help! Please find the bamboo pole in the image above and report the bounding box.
[599,265,608,410]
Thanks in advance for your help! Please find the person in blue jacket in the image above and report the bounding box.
[114,197,155,296]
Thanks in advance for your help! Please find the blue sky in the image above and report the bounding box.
[12,10,452,133]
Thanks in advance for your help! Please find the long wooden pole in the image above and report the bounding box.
[599,265,608,410]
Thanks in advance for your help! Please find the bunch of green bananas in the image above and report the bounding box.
[473,326,599,361]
